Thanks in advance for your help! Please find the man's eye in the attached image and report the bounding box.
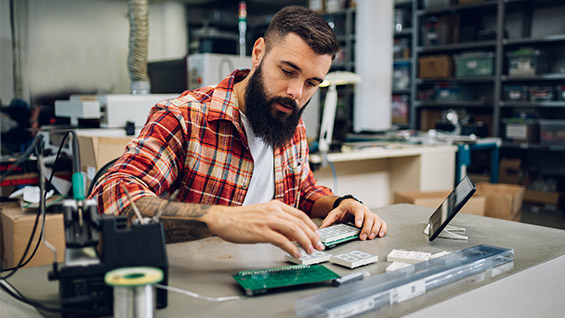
[306,81,317,88]
[282,69,293,76]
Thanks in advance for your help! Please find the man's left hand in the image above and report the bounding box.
[319,199,387,240]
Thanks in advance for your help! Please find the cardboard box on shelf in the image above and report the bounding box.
[476,182,525,221]
[499,158,521,184]
[393,190,486,216]
[1,202,65,269]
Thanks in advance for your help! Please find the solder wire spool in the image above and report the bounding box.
[104,267,164,318]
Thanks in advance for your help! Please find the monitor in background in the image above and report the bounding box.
[147,58,187,94]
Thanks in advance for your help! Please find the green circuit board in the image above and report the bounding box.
[233,264,339,296]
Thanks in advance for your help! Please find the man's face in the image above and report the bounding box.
[244,33,333,148]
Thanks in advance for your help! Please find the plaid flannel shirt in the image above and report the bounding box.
[89,69,333,215]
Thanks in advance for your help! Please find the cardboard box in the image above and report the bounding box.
[476,182,525,221]
[1,202,65,268]
[524,190,561,207]
[419,55,453,79]
[499,158,521,184]
[77,132,134,189]
[393,190,486,216]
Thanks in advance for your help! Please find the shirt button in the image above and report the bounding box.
[242,184,248,190]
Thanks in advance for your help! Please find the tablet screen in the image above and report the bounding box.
[428,176,476,241]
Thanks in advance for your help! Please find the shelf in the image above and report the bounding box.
[502,141,565,151]
[415,101,493,108]
[504,34,565,46]
[392,89,411,94]
[500,101,565,108]
[505,0,565,9]
[417,76,495,84]
[394,28,413,37]
[501,74,565,82]
[417,41,496,53]
[418,1,497,16]
[393,58,412,63]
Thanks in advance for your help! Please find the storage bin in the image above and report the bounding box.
[539,120,565,145]
[529,86,554,101]
[503,118,539,142]
[507,47,547,76]
[423,0,452,8]
[504,85,529,101]
[434,82,472,102]
[419,55,453,78]
[393,61,411,90]
[556,85,565,101]
[454,52,494,77]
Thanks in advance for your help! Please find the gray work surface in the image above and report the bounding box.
[2,204,565,317]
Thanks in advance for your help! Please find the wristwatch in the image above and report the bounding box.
[332,194,363,209]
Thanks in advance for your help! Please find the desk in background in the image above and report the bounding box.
[4,204,565,317]
[311,144,458,208]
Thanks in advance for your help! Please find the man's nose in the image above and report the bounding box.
[286,80,304,101]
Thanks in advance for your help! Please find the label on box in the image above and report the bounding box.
[507,125,527,139]
[390,279,426,304]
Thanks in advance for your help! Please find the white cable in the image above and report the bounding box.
[155,284,243,302]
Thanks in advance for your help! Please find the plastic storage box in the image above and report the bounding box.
[504,85,529,101]
[423,0,452,8]
[556,85,565,100]
[434,82,472,102]
[507,47,547,76]
[529,86,554,101]
[393,61,411,90]
[539,120,565,145]
[503,118,539,142]
[454,52,494,77]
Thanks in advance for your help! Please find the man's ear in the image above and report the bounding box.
[251,37,266,68]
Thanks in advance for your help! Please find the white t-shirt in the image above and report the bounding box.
[239,111,275,206]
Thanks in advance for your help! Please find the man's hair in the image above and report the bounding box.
[264,6,340,59]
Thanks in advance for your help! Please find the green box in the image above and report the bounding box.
[454,52,494,77]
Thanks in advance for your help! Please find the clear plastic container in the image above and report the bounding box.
[295,244,514,318]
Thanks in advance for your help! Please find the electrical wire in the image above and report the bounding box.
[1,130,96,316]
[0,135,39,182]
[155,284,243,302]
[1,131,71,277]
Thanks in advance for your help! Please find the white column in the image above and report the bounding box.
[354,0,393,132]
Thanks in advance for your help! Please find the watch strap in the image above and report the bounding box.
[332,194,363,209]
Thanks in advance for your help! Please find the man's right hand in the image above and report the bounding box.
[203,200,325,258]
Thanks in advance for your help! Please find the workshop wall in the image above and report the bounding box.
[0,0,187,104]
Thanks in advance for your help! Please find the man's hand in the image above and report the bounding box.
[319,199,387,241]
[204,200,325,259]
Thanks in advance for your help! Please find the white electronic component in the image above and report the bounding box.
[385,262,412,272]
[319,223,360,246]
[330,250,378,269]
[431,251,451,259]
[386,249,431,264]
[284,250,332,265]
[55,99,101,126]
[97,94,176,128]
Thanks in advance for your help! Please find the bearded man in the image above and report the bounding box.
[89,6,387,259]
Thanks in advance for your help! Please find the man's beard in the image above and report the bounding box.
[244,63,307,148]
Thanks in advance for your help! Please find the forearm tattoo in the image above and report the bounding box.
[123,196,213,242]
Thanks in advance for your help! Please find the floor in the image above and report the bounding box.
[519,204,565,230]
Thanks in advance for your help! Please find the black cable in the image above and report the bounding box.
[0,134,38,182]
[0,280,96,315]
[1,132,71,277]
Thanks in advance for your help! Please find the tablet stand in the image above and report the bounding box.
[424,224,468,241]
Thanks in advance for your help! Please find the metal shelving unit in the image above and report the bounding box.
[410,0,565,140]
